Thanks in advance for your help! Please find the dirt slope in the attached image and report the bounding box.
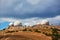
[0,32,51,40]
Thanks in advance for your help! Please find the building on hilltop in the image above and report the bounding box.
[14,21,22,26]
[7,21,23,31]
[9,21,22,27]
[40,20,49,25]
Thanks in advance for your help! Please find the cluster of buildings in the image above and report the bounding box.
[9,20,49,26]
[9,21,22,26]
[7,21,23,31]
[7,20,50,31]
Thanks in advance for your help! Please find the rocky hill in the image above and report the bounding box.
[0,24,60,40]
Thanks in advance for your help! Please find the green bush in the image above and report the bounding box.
[43,32,45,34]
[3,28,6,30]
[52,28,59,40]
[34,29,41,33]
[28,29,32,32]
[45,33,52,36]
[23,29,27,31]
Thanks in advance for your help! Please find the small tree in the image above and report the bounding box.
[44,32,52,36]
[52,28,58,40]
[23,28,27,31]
[29,29,32,32]
[34,29,41,33]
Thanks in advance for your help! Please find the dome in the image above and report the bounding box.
[14,21,21,26]
[9,22,14,26]
[40,20,49,25]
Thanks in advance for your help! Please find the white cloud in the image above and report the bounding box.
[0,15,60,26]
[0,17,42,26]
[46,16,60,25]
[0,18,20,22]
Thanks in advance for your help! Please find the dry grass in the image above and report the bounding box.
[0,32,51,40]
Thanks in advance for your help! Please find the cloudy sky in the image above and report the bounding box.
[0,0,60,30]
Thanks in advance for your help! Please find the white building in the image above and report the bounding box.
[9,22,14,26]
[14,21,22,26]
[9,21,22,26]
[40,20,49,25]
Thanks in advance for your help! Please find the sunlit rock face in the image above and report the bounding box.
[40,20,49,25]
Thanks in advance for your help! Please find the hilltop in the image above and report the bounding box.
[0,24,60,40]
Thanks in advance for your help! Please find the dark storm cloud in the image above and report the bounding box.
[0,0,60,19]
